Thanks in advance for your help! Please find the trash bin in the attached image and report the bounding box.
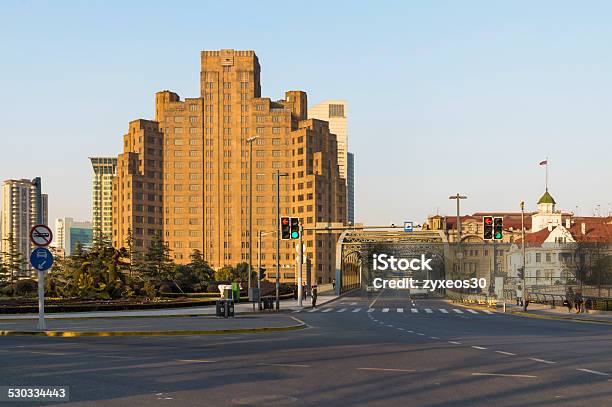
[216,300,225,317]
[226,299,235,317]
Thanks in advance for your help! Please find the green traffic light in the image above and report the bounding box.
[494,232,502,239]
[291,231,299,239]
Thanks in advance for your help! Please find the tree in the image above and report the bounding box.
[142,233,175,283]
[235,262,253,283]
[214,265,235,282]
[2,233,29,283]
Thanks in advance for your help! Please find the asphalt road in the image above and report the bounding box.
[0,289,610,406]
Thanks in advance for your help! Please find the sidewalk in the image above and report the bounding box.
[499,301,612,324]
[0,290,340,321]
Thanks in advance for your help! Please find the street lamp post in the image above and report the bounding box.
[449,194,467,286]
[275,170,289,310]
[258,229,276,310]
[521,201,527,311]
[246,136,259,302]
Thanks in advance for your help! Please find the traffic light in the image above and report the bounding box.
[494,217,503,240]
[280,217,291,240]
[290,217,300,239]
[483,216,493,240]
[259,267,266,280]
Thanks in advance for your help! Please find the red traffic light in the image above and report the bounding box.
[281,217,290,225]
[484,217,492,225]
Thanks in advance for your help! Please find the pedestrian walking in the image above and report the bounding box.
[575,292,583,314]
[311,285,318,308]
[565,287,575,313]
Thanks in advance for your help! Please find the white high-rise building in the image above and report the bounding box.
[308,100,355,223]
[90,157,117,242]
[55,217,93,256]
[1,178,48,279]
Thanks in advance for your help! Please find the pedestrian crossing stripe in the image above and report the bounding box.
[293,307,495,315]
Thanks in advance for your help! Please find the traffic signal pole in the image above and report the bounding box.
[298,224,303,306]
[521,201,527,311]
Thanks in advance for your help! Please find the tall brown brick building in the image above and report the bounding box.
[113,49,346,284]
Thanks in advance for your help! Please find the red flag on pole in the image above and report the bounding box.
[539,160,548,165]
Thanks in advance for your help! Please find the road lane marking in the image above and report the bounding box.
[482,310,494,314]
[23,351,70,356]
[352,308,361,312]
[259,363,309,368]
[425,308,433,313]
[466,309,479,314]
[448,341,462,345]
[356,368,416,373]
[577,368,609,376]
[528,358,556,364]
[307,308,318,313]
[398,328,405,331]
[439,309,449,313]
[452,309,464,314]
[350,302,357,305]
[416,333,425,336]
[382,308,389,313]
[337,308,347,313]
[321,308,333,313]
[429,336,439,340]
[98,355,133,359]
[178,359,217,363]
[369,289,384,308]
[411,308,418,313]
[472,373,537,378]
[472,346,487,350]
[495,351,516,356]
[292,309,303,313]
[397,308,404,313]
[387,325,394,328]
[367,308,375,313]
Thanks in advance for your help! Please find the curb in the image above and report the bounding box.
[0,310,289,321]
[0,317,307,337]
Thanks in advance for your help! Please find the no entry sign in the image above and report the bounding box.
[30,224,53,247]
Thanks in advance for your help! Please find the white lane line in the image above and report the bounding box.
[482,310,494,314]
[337,308,347,313]
[382,308,389,313]
[472,346,487,350]
[472,373,537,379]
[23,351,70,356]
[387,325,394,328]
[307,308,318,313]
[466,309,479,314]
[452,309,464,314]
[429,336,440,340]
[407,330,414,333]
[425,308,433,314]
[352,308,362,313]
[416,333,425,336]
[321,308,333,313]
[369,289,384,308]
[350,302,357,305]
[528,358,556,364]
[397,308,404,313]
[398,328,405,331]
[292,309,303,313]
[577,368,609,376]
[495,351,516,356]
[98,355,133,359]
[259,363,309,368]
[448,341,462,345]
[411,308,418,313]
[439,309,449,314]
[356,367,416,373]
[367,308,375,312]
[178,359,217,363]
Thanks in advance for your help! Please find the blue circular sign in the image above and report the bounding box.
[30,247,54,271]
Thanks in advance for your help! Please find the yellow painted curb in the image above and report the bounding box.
[0,321,307,337]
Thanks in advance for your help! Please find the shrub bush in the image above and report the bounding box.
[15,279,37,296]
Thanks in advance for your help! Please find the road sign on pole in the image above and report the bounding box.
[30,224,53,247]
[30,225,53,331]
[30,247,54,271]
[403,221,413,232]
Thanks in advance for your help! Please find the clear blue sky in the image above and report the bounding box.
[2,1,611,226]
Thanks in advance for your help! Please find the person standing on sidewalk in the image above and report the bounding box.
[565,287,575,313]
[311,285,318,308]
[575,292,583,314]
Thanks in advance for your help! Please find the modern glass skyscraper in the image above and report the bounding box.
[90,157,117,242]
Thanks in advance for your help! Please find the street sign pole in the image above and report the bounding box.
[37,269,45,330]
[29,225,53,331]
